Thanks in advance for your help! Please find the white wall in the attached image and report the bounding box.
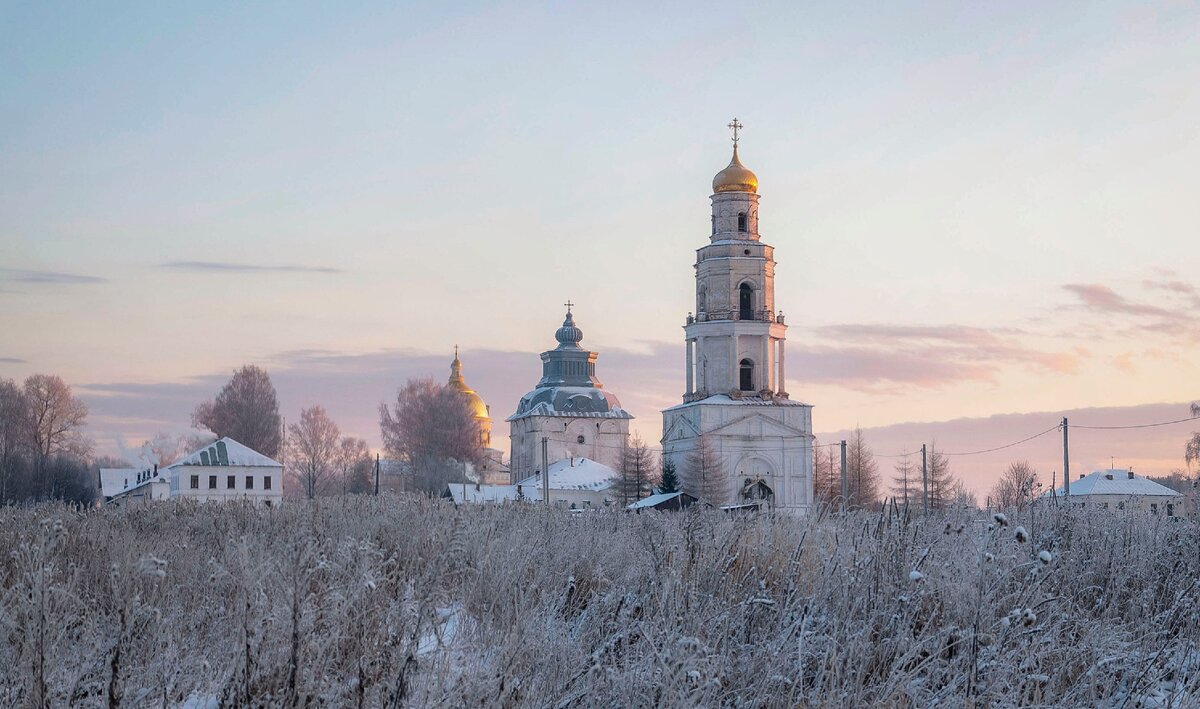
[169,465,284,505]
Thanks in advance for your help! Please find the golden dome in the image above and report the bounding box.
[712,144,758,194]
[448,353,490,420]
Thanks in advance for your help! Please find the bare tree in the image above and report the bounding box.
[618,435,656,505]
[1187,403,1200,472]
[684,435,726,504]
[287,405,341,499]
[990,461,1040,511]
[23,375,91,495]
[812,440,839,506]
[379,378,481,495]
[947,478,979,511]
[925,441,953,510]
[0,379,27,502]
[192,365,283,457]
[845,427,880,509]
[333,436,372,495]
[890,453,919,508]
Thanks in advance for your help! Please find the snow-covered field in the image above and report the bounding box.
[2,497,1196,707]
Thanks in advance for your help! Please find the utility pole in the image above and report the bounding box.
[921,444,928,515]
[541,436,549,506]
[1062,417,1070,497]
[374,453,380,496]
[839,440,847,513]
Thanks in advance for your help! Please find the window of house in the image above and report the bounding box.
[1151,503,1158,515]
[227,475,236,489]
[189,475,199,490]
[208,475,217,489]
[245,475,254,490]
[264,476,272,490]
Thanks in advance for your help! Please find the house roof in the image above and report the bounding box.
[1046,469,1182,498]
[168,438,282,469]
[516,457,618,492]
[626,491,692,510]
[99,468,142,498]
[444,483,536,504]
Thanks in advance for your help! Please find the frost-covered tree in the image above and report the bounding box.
[659,458,680,494]
[845,427,880,509]
[0,378,26,503]
[684,435,726,504]
[812,440,839,506]
[1186,402,1200,471]
[890,453,919,508]
[379,378,480,495]
[287,405,340,500]
[22,374,90,500]
[618,435,656,505]
[990,461,1040,511]
[334,436,373,495]
[925,441,953,510]
[192,365,283,457]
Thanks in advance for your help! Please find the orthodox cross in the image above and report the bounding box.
[564,299,574,313]
[727,117,743,145]
[454,344,459,358]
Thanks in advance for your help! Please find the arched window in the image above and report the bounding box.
[737,212,747,232]
[711,215,716,235]
[739,359,754,391]
[739,283,753,320]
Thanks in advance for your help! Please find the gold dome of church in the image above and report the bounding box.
[712,144,758,194]
[448,351,490,420]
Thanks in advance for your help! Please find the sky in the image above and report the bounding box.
[1,1,1198,496]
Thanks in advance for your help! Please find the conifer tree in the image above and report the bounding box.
[685,435,726,504]
[618,435,656,505]
[659,458,680,494]
[890,454,920,508]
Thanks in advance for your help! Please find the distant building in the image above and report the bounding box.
[445,349,509,485]
[626,491,701,512]
[507,307,632,483]
[1043,469,1183,515]
[661,126,814,513]
[103,466,170,506]
[514,456,619,509]
[167,438,283,505]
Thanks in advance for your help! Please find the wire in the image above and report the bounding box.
[1072,416,1200,431]
[943,424,1063,457]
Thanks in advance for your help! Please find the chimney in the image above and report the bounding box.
[1105,473,1114,480]
[154,464,158,477]
[1079,473,1085,480]
[1128,470,1135,479]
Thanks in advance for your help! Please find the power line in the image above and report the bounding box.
[1072,416,1200,431]
[943,424,1062,457]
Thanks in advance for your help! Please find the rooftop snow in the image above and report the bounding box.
[663,394,810,412]
[1045,469,1182,498]
[168,438,282,469]
[627,492,685,510]
[516,457,618,492]
[445,483,537,504]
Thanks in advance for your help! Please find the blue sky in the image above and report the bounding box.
[2,1,1198,491]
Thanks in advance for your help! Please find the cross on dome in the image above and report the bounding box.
[564,299,574,314]
[727,117,743,145]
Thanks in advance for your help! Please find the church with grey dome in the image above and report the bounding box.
[507,307,632,483]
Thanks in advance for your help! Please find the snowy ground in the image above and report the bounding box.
[1,497,1198,707]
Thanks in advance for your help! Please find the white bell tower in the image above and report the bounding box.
[662,120,814,513]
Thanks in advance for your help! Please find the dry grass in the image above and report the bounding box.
[1,497,1197,707]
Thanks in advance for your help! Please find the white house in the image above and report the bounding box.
[1042,469,1183,515]
[166,438,283,506]
[514,456,619,509]
[104,467,171,506]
